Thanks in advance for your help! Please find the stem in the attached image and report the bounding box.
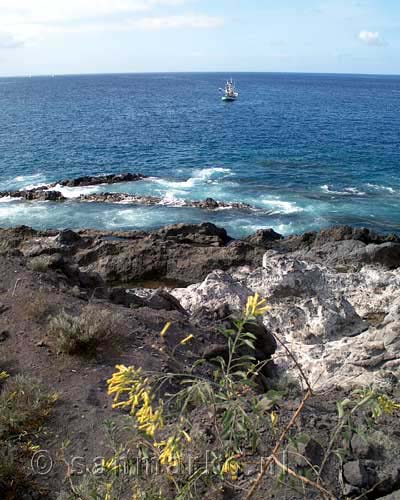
[245,388,312,500]
[271,455,336,500]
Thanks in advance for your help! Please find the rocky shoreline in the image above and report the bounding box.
[0,172,254,210]
[1,222,400,498]
[3,222,400,388]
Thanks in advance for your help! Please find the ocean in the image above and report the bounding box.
[0,72,399,237]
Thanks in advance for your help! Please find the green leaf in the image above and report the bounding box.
[242,339,256,350]
[257,397,274,411]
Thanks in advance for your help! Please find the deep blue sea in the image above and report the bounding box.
[0,72,399,237]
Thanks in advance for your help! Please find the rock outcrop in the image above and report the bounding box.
[173,249,400,391]
[0,190,253,211]
[49,172,147,188]
[2,222,400,390]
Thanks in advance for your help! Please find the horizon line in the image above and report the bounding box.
[1,70,400,79]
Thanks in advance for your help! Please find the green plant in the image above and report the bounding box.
[0,441,16,484]
[28,256,52,272]
[48,306,117,354]
[22,289,51,321]
[57,293,400,500]
[0,374,58,437]
[81,294,279,498]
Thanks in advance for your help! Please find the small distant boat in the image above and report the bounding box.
[220,78,238,101]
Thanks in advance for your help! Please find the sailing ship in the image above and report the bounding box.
[220,78,238,101]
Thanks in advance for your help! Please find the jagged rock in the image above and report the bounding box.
[245,228,283,247]
[154,222,230,245]
[52,172,147,187]
[105,288,142,307]
[56,229,81,245]
[343,460,369,488]
[145,290,186,313]
[172,270,253,313]
[172,250,400,389]
[0,189,66,201]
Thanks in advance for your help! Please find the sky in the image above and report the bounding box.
[0,0,399,76]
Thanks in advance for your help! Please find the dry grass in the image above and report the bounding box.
[0,375,58,437]
[22,289,51,322]
[48,305,119,355]
[27,256,52,273]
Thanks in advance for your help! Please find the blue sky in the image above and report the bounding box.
[0,0,399,76]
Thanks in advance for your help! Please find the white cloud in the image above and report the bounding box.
[0,32,25,48]
[129,15,223,30]
[358,30,382,46]
[0,0,221,48]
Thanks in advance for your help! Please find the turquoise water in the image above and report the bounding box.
[0,72,399,237]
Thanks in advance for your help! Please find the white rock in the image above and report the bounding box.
[172,253,400,391]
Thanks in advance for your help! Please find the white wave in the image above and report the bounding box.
[14,173,43,183]
[24,183,50,191]
[50,184,102,199]
[108,208,155,228]
[321,185,366,196]
[0,202,47,219]
[0,172,48,191]
[260,198,303,214]
[0,196,21,203]
[158,192,186,206]
[149,167,233,191]
[366,183,396,194]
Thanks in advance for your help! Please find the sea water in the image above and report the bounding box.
[0,72,399,237]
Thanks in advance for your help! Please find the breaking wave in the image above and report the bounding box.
[321,185,366,196]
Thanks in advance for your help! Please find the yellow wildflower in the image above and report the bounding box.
[221,455,242,481]
[245,293,270,317]
[102,457,120,474]
[377,395,400,416]
[160,322,172,338]
[0,371,9,381]
[179,334,194,345]
[107,365,163,437]
[270,410,279,429]
[155,436,182,467]
[104,482,113,500]
[181,430,192,443]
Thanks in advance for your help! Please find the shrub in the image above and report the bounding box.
[28,256,52,273]
[22,289,51,321]
[0,375,58,437]
[0,374,57,497]
[0,441,16,483]
[48,306,117,354]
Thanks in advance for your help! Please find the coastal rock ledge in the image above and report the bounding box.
[1,222,400,392]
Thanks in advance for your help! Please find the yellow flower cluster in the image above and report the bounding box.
[0,371,9,381]
[155,436,182,467]
[102,456,121,474]
[245,293,270,317]
[221,455,242,481]
[155,430,191,468]
[377,395,400,415]
[107,365,163,438]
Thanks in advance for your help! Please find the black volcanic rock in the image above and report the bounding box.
[54,172,147,187]
[56,229,82,246]
[0,190,66,201]
[245,228,283,247]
